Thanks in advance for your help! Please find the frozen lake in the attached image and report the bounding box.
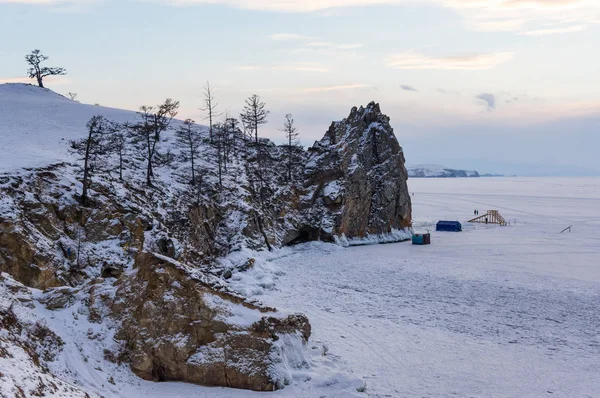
[33,177,600,398]
[260,177,600,397]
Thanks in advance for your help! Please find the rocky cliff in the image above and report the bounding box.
[298,102,412,244]
[0,86,409,396]
[0,165,312,394]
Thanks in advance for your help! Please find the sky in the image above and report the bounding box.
[0,0,599,176]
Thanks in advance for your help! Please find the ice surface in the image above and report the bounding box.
[256,177,600,397]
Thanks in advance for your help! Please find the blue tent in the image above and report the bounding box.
[436,221,462,232]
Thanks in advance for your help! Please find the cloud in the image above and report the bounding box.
[438,88,461,96]
[306,41,363,49]
[441,0,599,32]
[9,0,599,35]
[400,84,417,92]
[268,33,313,41]
[173,0,600,33]
[519,24,587,35]
[0,0,90,4]
[476,93,496,111]
[385,51,514,70]
[301,84,370,93]
[235,62,333,72]
[267,34,363,56]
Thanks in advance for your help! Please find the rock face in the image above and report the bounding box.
[0,166,146,290]
[111,253,310,391]
[300,102,412,241]
[0,165,312,393]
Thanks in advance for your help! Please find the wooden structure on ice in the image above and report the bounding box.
[468,210,507,226]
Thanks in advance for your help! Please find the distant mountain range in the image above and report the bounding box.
[407,164,504,178]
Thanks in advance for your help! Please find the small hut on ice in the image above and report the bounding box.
[412,233,431,245]
[436,221,462,232]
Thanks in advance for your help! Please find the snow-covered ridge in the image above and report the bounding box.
[0,83,198,173]
[407,164,480,178]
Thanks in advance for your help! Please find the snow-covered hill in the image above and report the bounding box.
[0,84,353,397]
[0,84,149,172]
[0,85,415,397]
[407,164,480,178]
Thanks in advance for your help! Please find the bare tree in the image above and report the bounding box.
[175,119,202,184]
[213,122,225,189]
[217,112,241,172]
[106,124,128,181]
[68,92,79,102]
[25,49,66,88]
[281,113,300,182]
[70,115,111,205]
[224,116,241,164]
[129,98,179,187]
[240,94,269,143]
[200,81,220,143]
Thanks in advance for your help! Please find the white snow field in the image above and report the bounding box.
[0,84,142,172]
[255,177,600,397]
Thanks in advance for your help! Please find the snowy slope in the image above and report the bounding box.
[0,84,151,172]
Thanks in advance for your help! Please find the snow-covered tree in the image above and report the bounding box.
[129,99,179,187]
[240,94,269,143]
[25,49,66,88]
[213,122,226,189]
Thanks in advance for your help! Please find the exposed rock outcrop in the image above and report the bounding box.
[299,102,412,242]
[0,167,145,289]
[111,253,310,391]
[0,165,313,393]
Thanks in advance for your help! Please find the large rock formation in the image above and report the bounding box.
[299,102,412,242]
[0,165,312,393]
[110,252,310,391]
